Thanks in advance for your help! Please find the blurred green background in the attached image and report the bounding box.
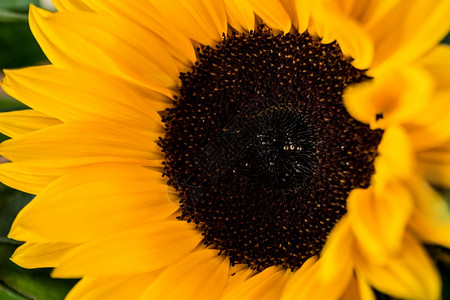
[0,1,449,299]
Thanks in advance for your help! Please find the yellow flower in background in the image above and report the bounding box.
[1,0,450,299]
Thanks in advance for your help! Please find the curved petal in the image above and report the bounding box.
[314,0,450,73]
[313,1,374,69]
[416,45,450,90]
[408,114,450,152]
[11,242,77,268]
[224,0,255,32]
[355,233,441,300]
[51,0,92,11]
[0,122,162,163]
[0,110,61,138]
[368,0,450,76]
[417,138,450,187]
[319,215,354,281]
[341,273,376,300]
[9,165,178,243]
[409,209,450,250]
[0,161,59,194]
[2,66,169,129]
[0,157,161,195]
[404,46,450,152]
[149,0,227,46]
[225,265,256,291]
[223,267,292,300]
[283,218,355,300]
[246,0,292,33]
[343,67,434,130]
[408,178,450,248]
[282,252,352,300]
[377,126,415,179]
[281,256,317,300]
[141,250,230,300]
[282,0,313,33]
[29,6,179,96]
[66,0,197,70]
[347,181,414,264]
[52,220,201,277]
[65,273,160,300]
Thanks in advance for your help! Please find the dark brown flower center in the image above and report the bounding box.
[160,26,383,271]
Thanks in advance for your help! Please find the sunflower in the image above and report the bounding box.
[1,0,450,299]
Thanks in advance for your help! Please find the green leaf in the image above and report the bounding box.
[0,184,78,300]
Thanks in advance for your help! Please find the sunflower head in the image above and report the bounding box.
[0,0,450,299]
[160,25,384,271]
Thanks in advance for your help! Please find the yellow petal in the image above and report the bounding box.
[341,275,360,300]
[224,0,255,32]
[418,160,450,188]
[284,0,312,33]
[319,215,354,280]
[149,0,227,45]
[355,233,441,300]
[341,273,376,300]
[223,266,292,300]
[0,157,161,195]
[51,0,92,11]
[406,93,450,151]
[409,209,450,250]
[313,1,374,69]
[417,44,450,90]
[281,256,318,300]
[226,265,256,291]
[407,90,450,133]
[368,0,450,76]
[246,0,292,33]
[347,181,414,264]
[0,122,162,163]
[9,165,177,243]
[70,0,197,70]
[29,6,179,96]
[357,273,376,300]
[407,117,450,153]
[344,67,433,130]
[282,252,352,300]
[416,137,450,187]
[0,161,58,194]
[0,110,61,138]
[1,66,168,128]
[377,126,415,179]
[355,0,401,30]
[11,242,77,269]
[52,221,201,277]
[66,273,160,300]
[313,0,450,73]
[141,250,230,300]
[416,138,450,165]
[399,46,450,152]
[408,178,450,248]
